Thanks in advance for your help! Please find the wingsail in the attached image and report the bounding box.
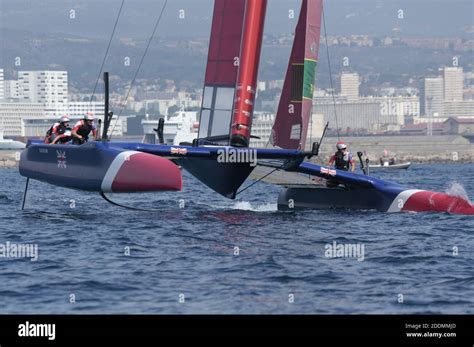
[181,0,269,198]
[198,0,246,143]
[229,0,267,147]
[271,0,323,150]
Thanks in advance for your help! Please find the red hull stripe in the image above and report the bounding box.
[387,189,423,213]
[389,189,474,215]
[101,151,182,193]
[403,190,474,215]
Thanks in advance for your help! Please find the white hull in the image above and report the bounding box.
[0,140,26,150]
[369,162,411,170]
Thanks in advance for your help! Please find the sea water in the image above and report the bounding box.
[0,164,473,313]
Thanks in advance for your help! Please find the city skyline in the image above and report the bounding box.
[1,64,473,140]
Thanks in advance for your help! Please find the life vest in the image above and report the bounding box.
[334,151,350,171]
[44,127,54,143]
[75,120,94,139]
[45,122,67,143]
[56,129,72,144]
[71,120,97,145]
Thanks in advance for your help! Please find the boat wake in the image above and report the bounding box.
[231,201,277,212]
[206,201,278,212]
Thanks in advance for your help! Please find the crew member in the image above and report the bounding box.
[44,115,71,144]
[328,141,355,172]
[71,113,97,145]
[51,129,73,145]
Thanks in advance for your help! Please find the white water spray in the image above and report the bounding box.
[445,182,471,203]
[231,201,277,212]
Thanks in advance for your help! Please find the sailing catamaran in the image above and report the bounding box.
[18,0,473,215]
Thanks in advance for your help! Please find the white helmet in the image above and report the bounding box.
[336,141,347,150]
[84,112,94,121]
[60,115,70,123]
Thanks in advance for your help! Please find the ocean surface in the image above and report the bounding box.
[0,164,473,314]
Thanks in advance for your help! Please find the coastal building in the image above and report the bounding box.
[443,117,474,135]
[340,72,359,101]
[424,77,444,117]
[0,102,45,136]
[249,112,325,150]
[0,69,4,100]
[313,94,347,104]
[18,70,68,116]
[443,100,474,118]
[128,91,200,116]
[411,116,447,125]
[313,100,391,132]
[399,122,444,136]
[68,101,105,118]
[443,67,463,101]
[361,96,419,125]
[400,116,474,136]
[3,80,19,100]
[250,112,275,148]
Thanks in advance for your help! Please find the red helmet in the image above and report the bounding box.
[84,112,94,121]
[336,141,347,150]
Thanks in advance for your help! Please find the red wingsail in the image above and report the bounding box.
[270,0,323,150]
[198,0,246,141]
[230,0,268,147]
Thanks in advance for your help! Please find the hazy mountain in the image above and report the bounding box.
[0,0,472,91]
[0,0,472,39]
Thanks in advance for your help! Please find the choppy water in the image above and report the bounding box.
[0,164,473,314]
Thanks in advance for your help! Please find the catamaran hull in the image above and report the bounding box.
[19,141,473,215]
[277,186,393,212]
[19,142,182,193]
[277,186,474,215]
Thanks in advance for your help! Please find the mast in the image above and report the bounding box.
[102,72,110,140]
[271,0,323,150]
[230,0,267,147]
